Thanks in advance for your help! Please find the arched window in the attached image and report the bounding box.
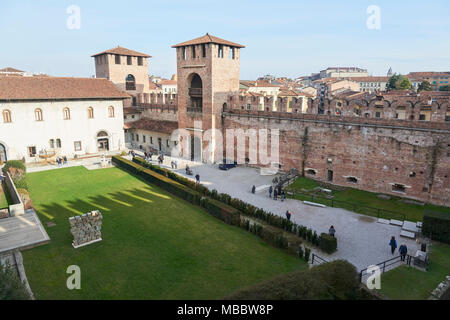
[56,139,61,148]
[126,74,136,90]
[108,106,115,118]
[49,139,55,148]
[2,109,11,123]
[35,108,43,121]
[63,107,71,120]
[88,107,94,119]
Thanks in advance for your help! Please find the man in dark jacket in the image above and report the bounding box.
[389,236,397,255]
[399,243,408,261]
[269,186,273,198]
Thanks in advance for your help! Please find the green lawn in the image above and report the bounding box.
[23,166,305,300]
[379,242,450,300]
[286,177,450,222]
[0,185,9,208]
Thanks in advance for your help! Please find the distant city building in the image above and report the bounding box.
[406,72,450,90]
[387,67,393,77]
[0,67,26,77]
[348,76,390,93]
[319,67,368,79]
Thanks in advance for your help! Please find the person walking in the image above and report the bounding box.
[251,185,256,194]
[281,190,286,202]
[389,236,397,255]
[329,225,336,237]
[269,186,273,198]
[273,188,278,200]
[399,243,408,262]
[63,156,68,165]
[195,174,200,185]
[285,210,292,221]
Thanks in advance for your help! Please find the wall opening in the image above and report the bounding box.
[346,176,358,183]
[392,183,406,193]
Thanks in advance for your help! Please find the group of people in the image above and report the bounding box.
[56,156,68,167]
[268,185,286,201]
[143,151,153,162]
[389,236,408,261]
[171,160,178,169]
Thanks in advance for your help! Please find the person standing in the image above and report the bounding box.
[281,190,286,202]
[285,210,292,221]
[329,225,336,237]
[63,156,68,165]
[399,243,408,261]
[389,236,397,255]
[251,185,256,194]
[195,174,200,185]
[269,186,273,198]
[273,189,278,200]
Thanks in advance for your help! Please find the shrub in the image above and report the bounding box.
[319,233,338,253]
[422,211,450,244]
[203,198,240,226]
[312,231,319,245]
[224,260,360,300]
[306,229,313,242]
[304,247,311,262]
[0,263,30,300]
[298,246,304,259]
[2,160,26,175]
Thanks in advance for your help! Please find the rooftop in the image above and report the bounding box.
[91,46,152,58]
[124,118,178,135]
[172,33,245,48]
[0,77,130,101]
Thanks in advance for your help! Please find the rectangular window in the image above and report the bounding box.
[28,146,36,157]
[115,55,121,64]
[127,56,132,65]
[182,47,186,60]
[375,112,381,118]
[202,44,206,58]
[143,135,146,143]
[150,137,153,144]
[136,134,139,142]
[192,46,196,58]
[218,45,223,58]
[138,57,143,66]
[56,139,62,148]
[166,140,170,147]
[131,133,135,141]
[74,141,82,151]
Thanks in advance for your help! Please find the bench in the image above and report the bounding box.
[377,218,390,225]
[303,201,326,208]
[400,230,415,239]
[402,221,419,233]
[390,219,404,227]
[254,185,271,193]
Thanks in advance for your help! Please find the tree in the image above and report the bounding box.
[387,74,412,91]
[418,81,433,92]
[0,263,30,300]
[440,85,450,91]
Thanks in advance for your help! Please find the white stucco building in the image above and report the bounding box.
[0,77,129,163]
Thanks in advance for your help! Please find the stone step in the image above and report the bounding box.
[400,230,416,239]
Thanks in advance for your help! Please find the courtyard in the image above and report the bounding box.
[22,166,306,300]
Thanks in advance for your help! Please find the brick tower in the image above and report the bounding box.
[92,46,152,106]
[172,34,245,162]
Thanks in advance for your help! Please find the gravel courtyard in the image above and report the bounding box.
[155,157,421,271]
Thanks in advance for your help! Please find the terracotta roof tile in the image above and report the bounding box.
[240,80,280,88]
[0,67,25,73]
[124,118,178,135]
[92,46,151,58]
[0,77,130,101]
[172,33,245,48]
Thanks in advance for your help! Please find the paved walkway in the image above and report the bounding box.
[0,209,50,254]
[134,152,420,271]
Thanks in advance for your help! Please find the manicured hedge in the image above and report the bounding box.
[422,211,450,244]
[319,233,338,254]
[203,198,240,226]
[224,260,362,300]
[1,160,26,174]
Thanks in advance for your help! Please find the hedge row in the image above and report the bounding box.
[118,156,337,254]
[422,211,450,244]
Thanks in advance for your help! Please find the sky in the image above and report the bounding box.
[0,0,449,80]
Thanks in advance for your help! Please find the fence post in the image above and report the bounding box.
[383,262,386,273]
[359,271,362,283]
[312,254,315,265]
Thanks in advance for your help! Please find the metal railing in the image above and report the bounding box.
[287,189,406,221]
[189,88,202,97]
[359,254,412,283]
[311,253,329,266]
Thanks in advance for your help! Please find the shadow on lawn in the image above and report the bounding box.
[36,186,176,227]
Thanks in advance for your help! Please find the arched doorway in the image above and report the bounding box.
[188,73,202,112]
[126,74,136,91]
[0,144,7,163]
[97,131,109,151]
